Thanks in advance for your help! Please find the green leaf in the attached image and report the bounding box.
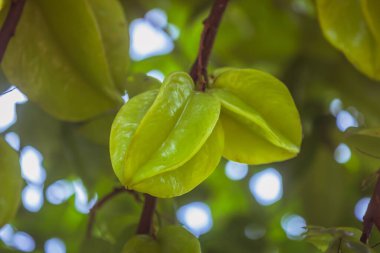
[209,68,302,164]
[316,0,380,80]
[158,225,201,253]
[345,127,380,159]
[0,137,22,227]
[304,226,370,253]
[2,0,128,121]
[110,72,223,197]
[124,74,161,98]
[87,0,130,92]
[76,113,116,146]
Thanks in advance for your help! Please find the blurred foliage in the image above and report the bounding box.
[1,0,380,252]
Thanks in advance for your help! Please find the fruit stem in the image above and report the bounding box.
[360,169,380,244]
[0,0,26,62]
[189,0,229,91]
[136,194,157,236]
[86,186,141,239]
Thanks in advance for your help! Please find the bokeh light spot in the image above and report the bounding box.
[5,132,20,151]
[20,146,46,185]
[22,184,44,213]
[334,143,351,164]
[12,232,35,252]
[354,197,370,221]
[249,168,283,206]
[336,110,358,132]
[281,214,306,239]
[44,238,66,253]
[225,160,248,181]
[147,70,165,82]
[177,202,213,237]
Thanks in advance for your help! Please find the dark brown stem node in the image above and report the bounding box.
[136,194,157,235]
[189,0,229,91]
[0,0,26,62]
[360,170,380,244]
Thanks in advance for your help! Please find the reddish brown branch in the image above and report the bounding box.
[86,187,140,239]
[134,0,229,237]
[189,0,229,91]
[360,170,380,244]
[0,0,26,62]
[136,194,157,235]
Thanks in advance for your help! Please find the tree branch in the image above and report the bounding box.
[86,186,140,239]
[189,0,229,91]
[360,170,380,244]
[136,194,157,235]
[134,0,229,237]
[0,0,26,62]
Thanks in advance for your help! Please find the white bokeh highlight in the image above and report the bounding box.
[147,70,165,82]
[249,168,283,206]
[0,224,14,246]
[281,214,306,239]
[225,161,248,181]
[46,180,75,205]
[0,87,28,132]
[73,180,97,214]
[4,132,20,151]
[11,231,35,252]
[336,110,358,132]
[44,238,66,253]
[177,202,213,237]
[334,143,351,164]
[20,146,47,185]
[329,98,343,117]
[22,184,44,212]
[145,8,167,29]
[354,197,370,221]
[130,19,173,61]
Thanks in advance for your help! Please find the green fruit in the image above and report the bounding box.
[158,226,201,253]
[0,138,22,227]
[2,0,129,121]
[208,68,302,164]
[122,235,160,253]
[122,226,201,253]
[317,0,380,80]
[110,72,223,198]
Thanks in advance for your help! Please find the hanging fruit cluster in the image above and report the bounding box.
[110,69,302,198]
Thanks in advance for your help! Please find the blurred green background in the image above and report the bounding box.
[1,0,380,252]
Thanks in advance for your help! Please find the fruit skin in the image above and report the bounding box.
[121,226,201,253]
[110,72,223,198]
[158,226,201,253]
[0,138,22,227]
[122,235,160,253]
[209,68,302,165]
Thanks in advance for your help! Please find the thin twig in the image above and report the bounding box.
[189,0,229,90]
[360,170,380,244]
[371,241,380,248]
[136,194,157,236]
[0,0,26,62]
[86,186,140,239]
